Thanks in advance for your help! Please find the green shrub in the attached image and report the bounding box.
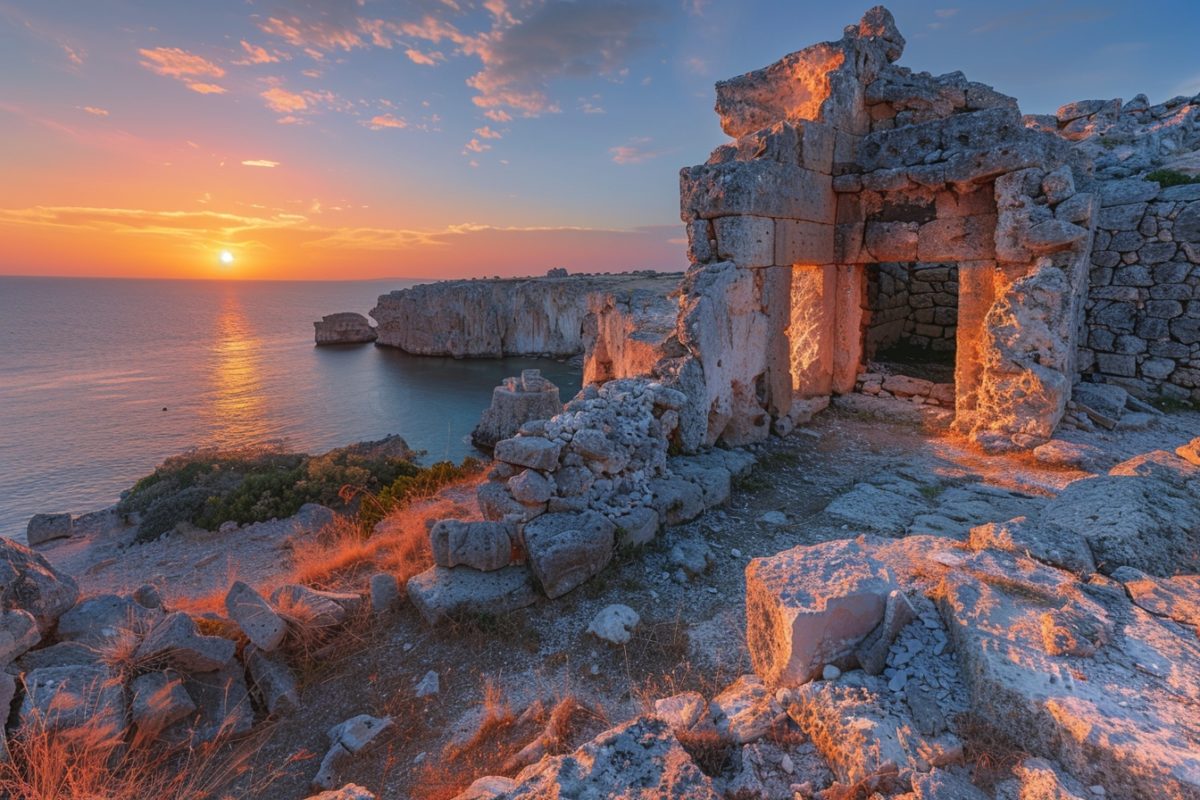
[1145,169,1200,187]
[120,440,477,543]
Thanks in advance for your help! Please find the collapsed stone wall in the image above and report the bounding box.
[863,264,958,357]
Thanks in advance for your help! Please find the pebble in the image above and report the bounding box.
[888,670,908,692]
[730,548,742,558]
[758,511,788,525]
[415,670,439,698]
[780,754,794,774]
[822,665,841,681]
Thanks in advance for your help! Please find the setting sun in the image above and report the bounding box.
[219,250,234,266]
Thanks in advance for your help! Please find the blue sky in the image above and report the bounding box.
[1,0,1197,279]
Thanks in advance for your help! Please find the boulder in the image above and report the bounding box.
[304,786,377,800]
[369,573,400,614]
[500,716,719,798]
[0,608,41,666]
[170,661,254,744]
[669,539,715,578]
[473,370,562,450]
[648,475,705,525]
[430,520,516,572]
[586,604,640,645]
[0,537,80,633]
[521,511,615,599]
[708,674,786,744]
[745,536,897,685]
[19,665,127,740]
[493,436,562,472]
[130,670,196,735]
[271,584,356,627]
[56,593,162,646]
[245,646,300,715]
[653,691,706,730]
[135,612,236,672]
[26,513,72,547]
[613,506,659,549]
[313,714,394,790]
[225,581,287,651]
[407,564,539,625]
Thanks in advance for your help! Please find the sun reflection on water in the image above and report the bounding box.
[206,289,272,446]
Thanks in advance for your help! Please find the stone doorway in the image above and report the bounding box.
[860,263,959,402]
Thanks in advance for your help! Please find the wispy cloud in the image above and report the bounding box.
[363,113,407,130]
[234,40,285,65]
[609,136,665,165]
[241,159,279,168]
[483,109,512,122]
[463,137,492,154]
[260,86,309,114]
[62,44,84,65]
[474,125,502,139]
[405,48,442,65]
[139,46,227,94]
[82,106,109,116]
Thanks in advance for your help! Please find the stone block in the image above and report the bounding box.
[245,646,300,715]
[131,670,196,735]
[714,216,775,267]
[26,513,72,547]
[613,506,659,549]
[430,520,515,572]
[0,609,40,666]
[680,161,834,224]
[916,215,996,261]
[648,475,705,525]
[865,221,918,261]
[19,665,126,739]
[135,612,235,672]
[406,564,539,624]
[226,581,287,652]
[521,511,615,599]
[775,219,834,264]
[493,436,562,471]
[745,536,897,686]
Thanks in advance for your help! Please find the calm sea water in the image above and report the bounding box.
[0,277,581,539]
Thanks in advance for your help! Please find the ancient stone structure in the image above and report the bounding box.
[313,312,377,345]
[579,7,1199,451]
[471,369,563,450]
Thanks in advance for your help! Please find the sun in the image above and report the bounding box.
[219,250,235,266]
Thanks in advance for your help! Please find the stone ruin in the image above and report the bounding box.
[587,6,1200,451]
[410,5,1200,621]
[470,369,563,450]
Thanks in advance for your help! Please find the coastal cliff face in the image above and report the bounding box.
[369,272,681,358]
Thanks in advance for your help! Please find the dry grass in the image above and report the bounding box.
[409,682,598,800]
[287,478,478,590]
[0,704,284,800]
[956,710,1030,791]
[675,729,736,777]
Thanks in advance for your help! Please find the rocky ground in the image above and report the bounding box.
[8,397,1196,799]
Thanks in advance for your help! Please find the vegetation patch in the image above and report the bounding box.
[117,437,481,542]
[1145,168,1200,187]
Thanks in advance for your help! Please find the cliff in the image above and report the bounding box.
[369,271,682,358]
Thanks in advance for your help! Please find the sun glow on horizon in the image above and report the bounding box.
[219,250,235,266]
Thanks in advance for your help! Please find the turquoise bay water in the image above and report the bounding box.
[0,277,581,538]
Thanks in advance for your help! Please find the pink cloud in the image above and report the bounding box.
[187,82,227,95]
[363,113,407,130]
[234,40,284,65]
[138,46,224,78]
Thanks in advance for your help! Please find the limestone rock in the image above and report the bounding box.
[131,670,196,735]
[0,537,80,633]
[430,520,516,572]
[1013,758,1091,800]
[912,768,990,800]
[19,665,126,739]
[587,604,640,645]
[407,564,539,624]
[169,661,254,744]
[746,537,897,686]
[271,584,356,627]
[473,370,563,450]
[494,436,562,472]
[305,786,377,800]
[613,506,659,549]
[1177,437,1200,467]
[967,518,1096,576]
[1112,566,1200,635]
[369,573,400,614]
[1032,439,1113,471]
[313,714,394,790]
[521,511,615,599]
[415,670,440,698]
[0,608,40,666]
[135,612,236,672]
[56,593,162,646]
[709,674,786,744]
[26,513,72,547]
[502,716,719,799]
[246,645,300,715]
[648,475,705,525]
[854,589,918,675]
[313,312,376,345]
[226,581,287,652]
[653,691,706,730]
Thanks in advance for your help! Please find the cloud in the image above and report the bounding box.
[258,16,364,53]
[935,8,959,18]
[483,109,512,122]
[405,48,442,65]
[463,137,491,153]
[187,82,227,95]
[241,159,279,168]
[474,125,502,139]
[83,106,109,116]
[464,1,664,116]
[234,40,284,65]
[579,97,605,114]
[610,136,665,164]
[138,46,225,78]
[364,113,408,130]
[63,45,84,65]
[276,115,307,125]
[260,86,309,113]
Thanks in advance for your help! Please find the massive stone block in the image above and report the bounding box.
[680,161,834,224]
[745,536,897,686]
[521,511,615,599]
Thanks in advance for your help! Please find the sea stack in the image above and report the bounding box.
[314,312,377,345]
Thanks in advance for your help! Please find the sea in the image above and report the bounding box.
[0,276,582,539]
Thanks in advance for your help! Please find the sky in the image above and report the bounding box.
[1,0,1197,281]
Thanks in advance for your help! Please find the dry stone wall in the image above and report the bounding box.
[1081,180,1200,402]
[863,264,958,356]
